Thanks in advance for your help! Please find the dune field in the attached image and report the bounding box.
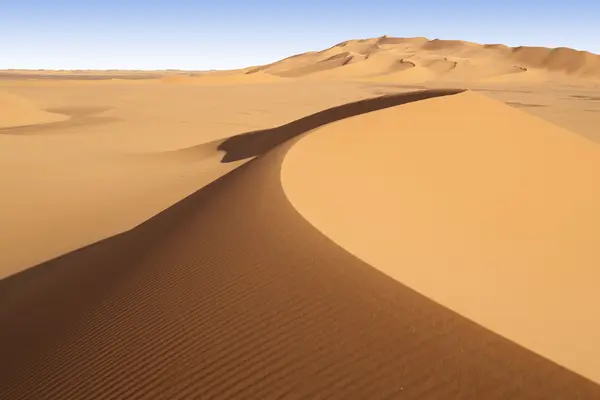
[1,37,600,399]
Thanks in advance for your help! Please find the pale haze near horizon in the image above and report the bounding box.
[2,0,599,70]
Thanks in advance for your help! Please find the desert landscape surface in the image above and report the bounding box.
[1,36,600,399]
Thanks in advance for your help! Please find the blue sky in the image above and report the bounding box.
[1,0,598,70]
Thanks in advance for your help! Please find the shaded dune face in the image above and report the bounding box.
[1,91,599,399]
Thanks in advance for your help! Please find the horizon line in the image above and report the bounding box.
[2,35,599,72]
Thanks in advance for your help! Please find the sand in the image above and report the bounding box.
[1,36,600,398]
[0,90,69,128]
[282,90,600,384]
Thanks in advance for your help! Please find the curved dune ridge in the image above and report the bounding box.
[282,90,600,384]
[0,91,69,128]
[247,36,600,83]
[1,90,599,399]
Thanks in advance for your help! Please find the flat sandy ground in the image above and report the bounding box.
[1,39,600,398]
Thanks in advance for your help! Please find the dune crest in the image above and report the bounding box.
[0,91,68,128]
[281,90,600,383]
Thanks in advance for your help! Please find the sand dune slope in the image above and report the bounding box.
[1,90,599,399]
[282,91,600,383]
[0,91,68,128]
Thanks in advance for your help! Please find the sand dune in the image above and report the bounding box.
[282,90,600,384]
[247,36,600,83]
[1,91,599,399]
[0,91,68,128]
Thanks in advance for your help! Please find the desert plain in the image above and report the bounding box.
[1,36,600,399]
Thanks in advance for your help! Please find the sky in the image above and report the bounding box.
[1,0,598,70]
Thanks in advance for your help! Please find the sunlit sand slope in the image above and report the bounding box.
[282,90,600,384]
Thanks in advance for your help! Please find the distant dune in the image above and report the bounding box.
[245,36,600,83]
